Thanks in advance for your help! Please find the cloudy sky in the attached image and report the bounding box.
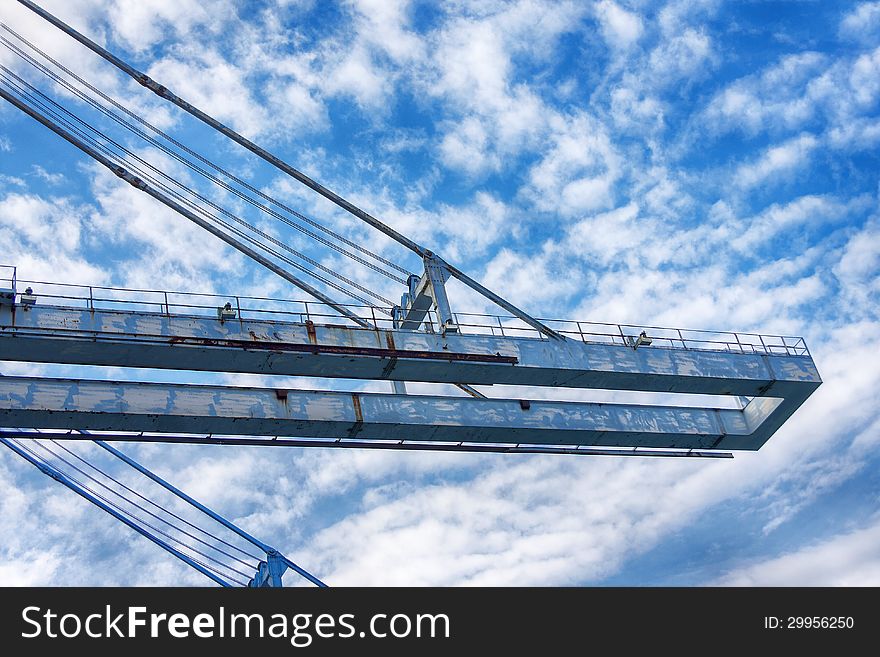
[0,0,879,586]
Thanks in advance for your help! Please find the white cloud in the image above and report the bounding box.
[849,46,880,108]
[610,85,665,133]
[481,242,581,309]
[346,0,424,64]
[30,165,64,185]
[273,81,328,134]
[0,550,62,586]
[438,116,500,176]
[648,27,713,86]
[827,117,880,151]
[432,191,511,260]
[701,52,827,136]
[713,518,880,586]
[0,192,108,284]
[305,457,725,585]
[562,176,615,213]
[105,0,230,51]
[698,44,880,156]
[147,51,269,139]
[522,113,621,216]
[0,193,80,250]
[730,194,855,253]
[422,2,587,176]
[0,0,181,130]
[424,16,508,109]
[0,174,25,188]
[733,134,819,190]
[326,45,394,111]
[836,221,880,285]
[86,160,244,290]
[833,219,880,310]
[839,2,880,44]
[595,1,644,50]
[658,0,720,38]
[566,202,642,267]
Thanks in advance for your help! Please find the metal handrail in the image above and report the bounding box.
[2,275,811,357]
[0,264,16,290]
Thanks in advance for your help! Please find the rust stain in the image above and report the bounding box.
[381,331,398,379]
[351,393,363,423]
[306,321,317,345]
[165,334,518,363]
[349,393,364,437]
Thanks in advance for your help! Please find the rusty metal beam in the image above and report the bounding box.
[0,375,795,451]
[0,305,819,395]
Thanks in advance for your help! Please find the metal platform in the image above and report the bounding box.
[0,272,821,453]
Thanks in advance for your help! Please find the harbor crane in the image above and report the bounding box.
[0,0,821,586]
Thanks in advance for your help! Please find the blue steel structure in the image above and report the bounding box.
[0,431,326,587]
[0,281,820,453]
[0,0,821,585]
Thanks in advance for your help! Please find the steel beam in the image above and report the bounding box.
[0,305,821,395]
[0,430,734,458]
[0,375,801,450]
[0,305,821,449]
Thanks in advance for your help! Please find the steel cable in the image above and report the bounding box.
[0,71,383,307]
[13,438,251,585]
[49,438,263,566]
[0,60,395,306]
[0,23,414,281]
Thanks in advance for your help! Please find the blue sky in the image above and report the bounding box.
[0,0,879,586]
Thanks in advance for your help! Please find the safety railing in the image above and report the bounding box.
[448,311,810,356]
[1,273,811,357]
[0,264,16,291]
